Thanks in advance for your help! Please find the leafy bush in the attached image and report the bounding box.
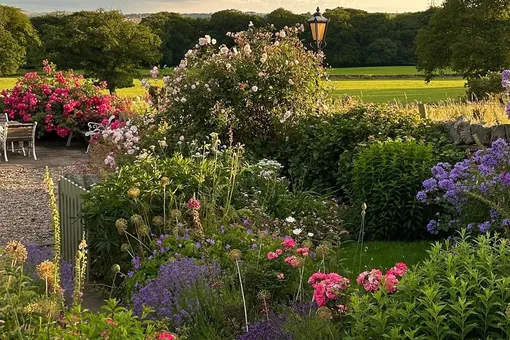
[346,231,510,339]
[149,24,329,150]
[466,72,504,101]
[83,135,345,280]
[0,60,126,137]
[276,104,463,194]
[418,138,510,235]
[350,139,437,240]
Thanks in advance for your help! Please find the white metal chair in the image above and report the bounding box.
[67,115,116,153]
[1,122,38,162]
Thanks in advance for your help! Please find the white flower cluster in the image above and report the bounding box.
[101,121,141,167]
[256,159,284,180]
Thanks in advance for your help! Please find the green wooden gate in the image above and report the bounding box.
[58,174,99,279]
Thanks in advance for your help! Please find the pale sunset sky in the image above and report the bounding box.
[4,0,433,14]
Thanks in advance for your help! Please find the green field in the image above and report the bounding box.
[0,66,467,103]
[329,66,424,76]
[329,78,466,103]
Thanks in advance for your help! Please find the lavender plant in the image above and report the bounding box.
[131,257,220,325]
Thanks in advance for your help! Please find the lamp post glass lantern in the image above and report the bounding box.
[308,7,329,52]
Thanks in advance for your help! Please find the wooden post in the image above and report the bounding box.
[418,103,428,119]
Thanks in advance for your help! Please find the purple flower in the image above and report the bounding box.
[225,244,231,250]
[422,178,438,192]
[467,223,474,230]
[416,191,427,202]
[133,256,141,270]
[131,258,220,323]
[220,225,225,234]
[478,221,491,233]
[195,242,201,249]
[490,209,499,221]
[427,220,439,235]
[252,243,258,249]
[127,271,134,277]
[503,219,510,227]
[243,219,250,226]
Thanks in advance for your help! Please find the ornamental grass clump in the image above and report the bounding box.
[418,138,510,235]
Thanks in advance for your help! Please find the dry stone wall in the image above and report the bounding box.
[446,117,510,145]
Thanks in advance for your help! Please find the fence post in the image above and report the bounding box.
[418,102,428,119]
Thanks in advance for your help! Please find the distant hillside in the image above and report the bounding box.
[27,11,266,19]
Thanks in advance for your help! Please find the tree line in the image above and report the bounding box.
[2,1,509,93]
[24,7,437,71]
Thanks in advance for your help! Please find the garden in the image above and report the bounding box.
[4,18,510,340]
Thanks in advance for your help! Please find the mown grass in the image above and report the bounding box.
[328,66,456,76]
[330,241,431,280]
[0,77,466,103]
[329,66,424,76]
[328,78,467,103]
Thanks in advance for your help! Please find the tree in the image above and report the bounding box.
[416,0,510,80]
[61,10,161,93]
[265,8,307,29]
[26,13,68,69]
[141,12,204,67]
[207,10,266,46]
[0,5,39,75]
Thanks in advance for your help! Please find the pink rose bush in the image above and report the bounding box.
[357,262,408,294]
[308,272,350,307]
[0,60,124,137]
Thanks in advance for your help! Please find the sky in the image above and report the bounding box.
[4,0,432,14]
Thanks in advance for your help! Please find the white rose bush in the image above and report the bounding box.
[149,24,330,150]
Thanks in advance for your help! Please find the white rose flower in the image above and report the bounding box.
[248,21,254,27]
[191,84,196,90]
[292,228,302,235]
[198,38,206,46]
[158,140,167,148]
[212,38,217,45]
[220,46,229,55]
[243,44,252,55]
[205,35,212,44]
[285,216,296,223]
[179,135,185,142]
[307,232,314,237]
[279,30,286,38]
[251,86,258,92]
[180,97,187,103]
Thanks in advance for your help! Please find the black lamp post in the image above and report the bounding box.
[307,7,329,52]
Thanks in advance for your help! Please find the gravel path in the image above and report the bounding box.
[0,166,78,247]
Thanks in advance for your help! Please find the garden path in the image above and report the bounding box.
[0,140,89,246]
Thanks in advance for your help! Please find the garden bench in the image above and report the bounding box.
[0,122,38,162]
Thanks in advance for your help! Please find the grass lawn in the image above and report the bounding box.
[329,66,424,76]
[0,75,466,103]
[331,241,431,280]
[329,78,466,103]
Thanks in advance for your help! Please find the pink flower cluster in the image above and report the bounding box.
[308,272,350,307]
[267,237,308,268]
[356,262,408,294]
[187,197,200,210]
[0,60,124,138]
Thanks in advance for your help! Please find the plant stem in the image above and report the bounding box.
[236,260,249,333]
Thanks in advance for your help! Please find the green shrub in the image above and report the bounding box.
[275,104,463,195]
[466,72,505,101]
[346,231,510,339]
[350,139,437,240]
